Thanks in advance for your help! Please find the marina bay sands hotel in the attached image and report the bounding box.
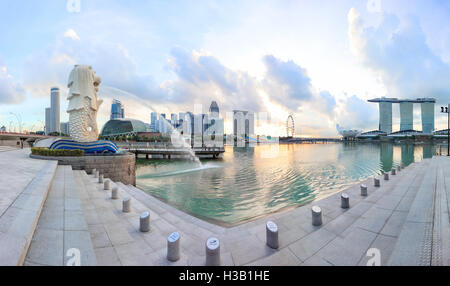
[368,97,436,134]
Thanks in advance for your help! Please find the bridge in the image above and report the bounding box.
[279,137,342,143]
[0,132,52,147]
[122,145,225,159]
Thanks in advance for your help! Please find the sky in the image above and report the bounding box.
[1,0,450,137]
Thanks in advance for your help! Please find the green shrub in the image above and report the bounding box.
[31,147,84,157]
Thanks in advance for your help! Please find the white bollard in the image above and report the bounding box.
[205,237,220,266]
[104,179,111,190]
[341,193,350,209]
[167,232,181,262]
[94,170,99,178]
[112,186,119,199]
[360,184,368,196]
[91,168,96,175]
[266,221,279,249]
[98,174,104,184]
[391,168,396,175]
[311,206,322,226]
[122,197,131,213]
[384,172,389,181]
[374,177,380,187]
[140,211,150,232]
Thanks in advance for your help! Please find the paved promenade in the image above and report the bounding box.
[1,147,449,265]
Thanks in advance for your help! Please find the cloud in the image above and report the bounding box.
[0,63,26,104]
[23,29,167,103]
[262,55,313,109]
[336,94,378,130]
[165,47,264,112]
[348,7,450,102]
[63,29,80,41]
[261,55,339,122]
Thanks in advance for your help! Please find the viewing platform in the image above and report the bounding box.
[126,146,225,159]
[0,147,449,266]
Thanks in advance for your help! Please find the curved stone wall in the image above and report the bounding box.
[30,152,136,186]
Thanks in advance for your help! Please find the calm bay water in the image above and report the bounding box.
[135,143,436,226]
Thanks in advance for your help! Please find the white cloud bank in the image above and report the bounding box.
[348,7,450,103]
[0,62,26,104]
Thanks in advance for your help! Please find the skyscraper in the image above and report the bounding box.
[421,102,435,134]
[111,99,125,120]
[45,107,51,135]
[60,122,70,136]
[233,110,254,142]
[45,87,60,134]
[171,113,178,126]
[150,112,158,132]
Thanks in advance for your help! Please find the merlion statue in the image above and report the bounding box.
[67,65,103,142]
[46,64,118,154]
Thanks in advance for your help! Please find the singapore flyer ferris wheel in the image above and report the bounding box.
[286,115,295,137]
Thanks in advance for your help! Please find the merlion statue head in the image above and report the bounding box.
[67,65,103,142]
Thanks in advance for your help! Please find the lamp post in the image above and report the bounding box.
[441,104,450,156]
[9,112,22,134]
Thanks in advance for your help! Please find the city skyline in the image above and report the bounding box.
[1,1,450,137]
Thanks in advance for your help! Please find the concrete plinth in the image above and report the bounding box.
[122,197,131,213]
[312,206,322,226]
[167,232,181,262]
[205,237,220,266]
[341,193,350,209]
[112,187,119,199]
[360,184,368,196]
[384,172,389,180]
[140,211,150,232]
[104,179,111,190]
[374,178,380,187]
[266,221,279,249]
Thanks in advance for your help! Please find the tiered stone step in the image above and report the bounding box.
[24,166,96,266]
[289,160,428,266]
[0,153,57,265]
[76,170,156,266]
[0,146,18,152]
[388,156,450,266]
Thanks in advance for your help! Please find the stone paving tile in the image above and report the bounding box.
[246,248,301,266]
[358,234,397,266]
[64,230,97,266]
[94,246,122,266]
[354,207,393,234]
[315,227,377,266]
[375,194,404,211]
[64,210,88,231]
[324,212,359,236]
[103,223,134,246]
[380,210,408,237]
[301,255,333,266]
[288,228,336,262]
[114,241,154,266]
[90,229,112,249]
[228,235,277,266]
[37,207,64,231]
[0,231,28,266]
[26,228,64,266]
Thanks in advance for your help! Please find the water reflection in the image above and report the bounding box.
[135,142,435,225]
